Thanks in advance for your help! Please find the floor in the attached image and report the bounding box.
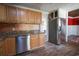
[68,35,79,44]
[16,42,79,56]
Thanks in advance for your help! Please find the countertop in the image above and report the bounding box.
[0,30,45,38]
[0,30,45,44]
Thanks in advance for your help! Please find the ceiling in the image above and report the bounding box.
[9,3,79,12]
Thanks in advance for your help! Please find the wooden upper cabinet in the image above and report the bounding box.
[0,4,42,24]
[28,10,35,24]
[28,10,42,24]
[0,4,6,22]
[17,8,29,23]
[35,12,42,24]
[6,6,17,23]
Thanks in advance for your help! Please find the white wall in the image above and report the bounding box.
[68,18,79,36]
[68,26,77,35]
[77,26,79,35]
[61,21,66,35]
[40,12,48,41]
[58,8,68,41]
[68,25,79,36]
[58,8,68,18]
[40,13,47,32]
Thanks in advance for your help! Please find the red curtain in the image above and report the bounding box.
[68,18,79,25]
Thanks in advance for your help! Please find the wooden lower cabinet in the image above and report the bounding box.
[30,34,39,49]
[0,37,16,56]
[30,33,45,50]
[0,41,4,56]
[39,33,45,47]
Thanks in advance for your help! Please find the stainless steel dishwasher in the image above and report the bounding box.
[16,34,30,54]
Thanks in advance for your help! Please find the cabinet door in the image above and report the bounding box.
[20,9,29,23]
[28,10,42,24]
[0,4,6,22]
[17,8,29,23]
[0,37,16,56]
[39,33,45,47]
[28,10,35,24]
[8,37,16,56]
[30,34,39,49]
[35,12,42,24]
[0,40,5,56]
[6,6,17,23]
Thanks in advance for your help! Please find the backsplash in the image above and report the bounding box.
[0,23,39,32]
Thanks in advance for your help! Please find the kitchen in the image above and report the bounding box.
[0,3,46,56]
[0,3,79,56]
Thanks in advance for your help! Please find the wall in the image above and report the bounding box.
[40,12,48,41]
[60,18,66,35]
[68,25,78,36]
[58,8,68,18]
[58,8,68,41]
[68,17,79,36]
[77,26,79,35]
